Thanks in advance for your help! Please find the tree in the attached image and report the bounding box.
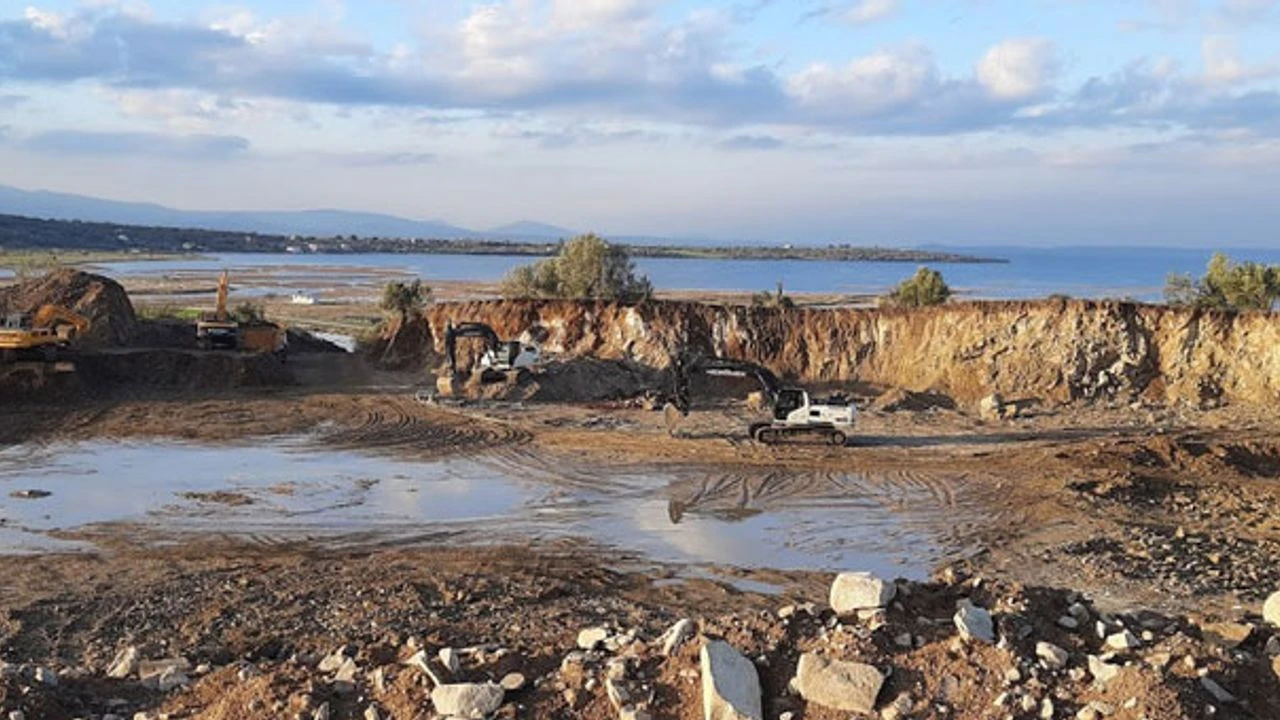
[1164,253,1280,311]
[500,234,652,302]
[380,279,430,322]
[884,267,951,307]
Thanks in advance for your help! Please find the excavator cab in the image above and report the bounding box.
[773,388,806,421]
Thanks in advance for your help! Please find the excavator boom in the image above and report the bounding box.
[214,271,230,323]
[670,354,781,415]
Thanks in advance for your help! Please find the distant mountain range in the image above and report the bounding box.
[0,184,579,241]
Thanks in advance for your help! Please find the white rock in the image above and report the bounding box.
[318,648,348,673]
[500,672,526,691]
[700,640,762,720]
[829,572,896,615]
[34,666,57,687]
[312,703,330,720]
[662,618,696,656]
[1265,591,1280,627]
[8,711,24,720]
[106,646,139,679]
[1105,630,1140,650]
[1200,676,1236,704]
[431,682,505,719]
[954,604,996,643]
[1040,698,1054,719]
[1267,636,1280,657]
[1036,641,1069,669]
[439,647,461,674]
[404,649,443,686]
[577,626,610,651]
[793,653,884,714]
[620,708,652,720]
[606,677,631,710]
[1088,655,1121,686]
[363,705,381,720]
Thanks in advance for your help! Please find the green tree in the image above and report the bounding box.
[500,234,652,302]
[884,267,952,307]
[380,279,430,322]
[1165,253,1280,311]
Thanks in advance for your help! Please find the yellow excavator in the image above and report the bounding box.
[0,304,92,363]
[196,271,286,355]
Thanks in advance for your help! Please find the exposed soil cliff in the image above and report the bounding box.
[376,299,1280,407]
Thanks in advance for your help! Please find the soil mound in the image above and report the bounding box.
[0,269,137,347]
[76,350,292,390]
[366,315,435,370]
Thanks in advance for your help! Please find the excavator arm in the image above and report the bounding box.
[670,354,781,415]
[443,321,502,374]
[214,271,230,323]
[31,304,91,339]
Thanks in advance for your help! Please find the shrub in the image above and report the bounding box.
[884,267,951,307]
[752,281,795,308]
[233,302,265,323]
[500,234,652,302]
[1165,253,1280,311]
[380,279,430,321]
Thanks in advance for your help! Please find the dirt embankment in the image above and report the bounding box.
[0,269,137,347]
[367,299,1280,407]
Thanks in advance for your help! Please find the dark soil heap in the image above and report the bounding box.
[0,269,137,347]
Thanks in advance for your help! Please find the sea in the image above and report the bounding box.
[91,245,1280,302]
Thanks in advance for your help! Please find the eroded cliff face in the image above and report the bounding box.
[408,299,1280,407]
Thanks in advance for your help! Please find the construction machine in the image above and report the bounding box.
[666,355,855,445]
[443,321,541,376]
[196,271,286,355]
[0,304,91,363]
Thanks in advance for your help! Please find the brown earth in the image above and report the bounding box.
[3,272,1280,718]
[0,269,137,347]
[369,298,1280,409]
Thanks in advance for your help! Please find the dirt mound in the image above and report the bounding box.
[454,359,664,403]
[285,328,346,354]
[871,387,957,412]
[0,269,137,347]
[366,315,435,370]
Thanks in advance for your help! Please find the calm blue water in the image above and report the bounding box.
[95,246,1280,301]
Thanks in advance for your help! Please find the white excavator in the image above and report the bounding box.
[665,355,855,445]
[443,321,542,376]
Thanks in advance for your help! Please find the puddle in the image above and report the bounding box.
[0,440,995,576]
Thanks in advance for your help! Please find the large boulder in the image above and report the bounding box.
[1264,591,1280,627]
[700,640,762,720]
[0,269,136,347]
[793,653,884,714]
[829,572,896,615]
[430,682,504,719]
[954,603,996,643]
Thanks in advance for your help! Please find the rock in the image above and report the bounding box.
[793,653,884,714]
[619,708,652,720]
[363,705,381,720]
[829,572,896,614]
[1264,591,1280,627]
[404,649,443,686]
[313,702,330,720]
[1200,677,1236,703]
[439,647,461,674]
[34,666,57,687]
[1057,616,1079,630]
[500,672,526,691]
[1088,655,1120,686]
[8,711,24,720]
[662,618,695,656]
[431,682,505,719]
[1036,642,1069,669]
[106,646,139,679]
[1266,636,1280,657]
[1271,656,1280,682]
[700,640,762,720]
[1201,622,1253,649]
[577,627,610,651]
[318,649,348,673]
[954,604,996,644]
[155,667,189,692]
[606,677,631,710]
[1105,630,1140,650]
[1040,698,1054,719]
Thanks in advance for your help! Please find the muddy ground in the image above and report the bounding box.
[1,368,1279,718]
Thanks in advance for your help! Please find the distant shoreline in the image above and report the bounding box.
[0,212,1006,265]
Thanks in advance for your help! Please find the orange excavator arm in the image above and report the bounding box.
[31,304,91,338]
[215,271,230,322]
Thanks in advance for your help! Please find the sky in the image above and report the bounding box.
[1,0,1279,246]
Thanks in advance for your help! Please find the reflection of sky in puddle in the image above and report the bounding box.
[0,440,979,578]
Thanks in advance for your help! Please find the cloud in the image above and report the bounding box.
[336,151,438,167]
[1200,35,1280,85]
[1,3,1279,141]
[0,94,26,109]
[977,38,1058,100]
[844,0,900,25]
[22,130,251,159]
[717,134,784,151]
[1217,0,1278,23]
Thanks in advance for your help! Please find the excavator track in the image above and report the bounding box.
[751,422,847,446]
